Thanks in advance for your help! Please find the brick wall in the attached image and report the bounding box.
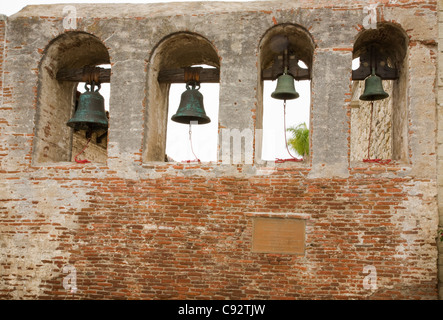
[0,165,438,299]
[0,1,439,300]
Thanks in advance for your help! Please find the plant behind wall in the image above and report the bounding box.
[287,122,309,158]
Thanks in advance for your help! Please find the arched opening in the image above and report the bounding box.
[258,24,314,163]
[166,64,219,162]
[33,31,110,164]
[143,32,220,163]
[350,23,409,163]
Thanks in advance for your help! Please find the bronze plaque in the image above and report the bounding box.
[252,217,305,255]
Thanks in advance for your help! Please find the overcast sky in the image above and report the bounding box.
[1,0,311,163]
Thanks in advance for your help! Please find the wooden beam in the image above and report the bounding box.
[351,47,399,81]
[157,68,220,83]
[262,67,310,81]
[56,66,220,84]
[56,67,111,83]
[262,54,311,81]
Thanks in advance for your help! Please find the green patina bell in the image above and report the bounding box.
[171,82,211,125]
[271,72,299,101]
[67,82,108,131]
[359,68,389,101]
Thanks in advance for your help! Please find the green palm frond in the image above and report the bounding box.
[287,122,309,157]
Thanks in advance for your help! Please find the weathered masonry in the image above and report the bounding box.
[0,0,442,299]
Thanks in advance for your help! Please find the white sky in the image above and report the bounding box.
[1,0,312,163]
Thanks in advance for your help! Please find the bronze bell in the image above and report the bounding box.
[67,82,108,131]
[171,82,211,125]
[359,69,389,101]
[271,72,299,100]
